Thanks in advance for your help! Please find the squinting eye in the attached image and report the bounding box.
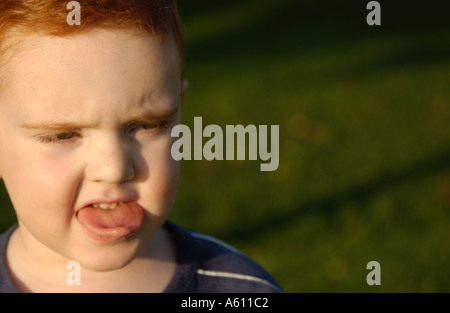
[39,131,79,144]
[130,120,169,133]
[139,122,158,130]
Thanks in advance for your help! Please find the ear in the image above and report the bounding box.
[181,80,189,101]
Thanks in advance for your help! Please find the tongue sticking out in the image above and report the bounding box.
[77,202,144,243]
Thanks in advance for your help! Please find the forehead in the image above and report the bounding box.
[0,29,181,120]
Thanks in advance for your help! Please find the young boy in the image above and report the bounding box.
[0,0,282,292]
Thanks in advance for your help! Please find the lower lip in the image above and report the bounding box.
[76,202,144,244]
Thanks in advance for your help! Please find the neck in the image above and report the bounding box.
[5,225,177,292]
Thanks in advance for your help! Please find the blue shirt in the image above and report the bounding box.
[0,221,283,293]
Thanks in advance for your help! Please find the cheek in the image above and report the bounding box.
[3,148,81,226]
[140,137,180,215]
[24,151,79,192]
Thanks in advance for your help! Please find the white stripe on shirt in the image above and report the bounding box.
[196,269,282,292]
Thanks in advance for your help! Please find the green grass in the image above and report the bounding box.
[1,0,450,292]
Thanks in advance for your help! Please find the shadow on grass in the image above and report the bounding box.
[216,146,450,243]
[182,0,450,73]
[177,0,450,243]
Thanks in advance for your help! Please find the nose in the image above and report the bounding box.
[85,135,135,184]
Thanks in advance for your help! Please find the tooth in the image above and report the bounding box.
[98,203,111,209]
[91,202,122,209]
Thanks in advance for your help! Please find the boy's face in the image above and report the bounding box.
[0,29,184,271]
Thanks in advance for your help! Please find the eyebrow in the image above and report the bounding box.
[19,106,179,131]
[126,105,179,125]
[19,121,89,131]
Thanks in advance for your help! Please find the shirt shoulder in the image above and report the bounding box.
[0,225,19,293]
[163,221,283,293]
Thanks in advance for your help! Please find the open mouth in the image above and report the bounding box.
[91,202,124,210]
[76,201,144,243]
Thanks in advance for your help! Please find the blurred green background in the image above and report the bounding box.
[1,0,450,292]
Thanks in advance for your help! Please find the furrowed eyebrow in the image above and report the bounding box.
[19,122,87,131]
[19,106,179,130]
[126,106,179,124]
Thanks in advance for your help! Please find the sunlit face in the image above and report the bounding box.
[0,29,184,271]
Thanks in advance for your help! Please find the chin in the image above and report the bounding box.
[76,236,143,272]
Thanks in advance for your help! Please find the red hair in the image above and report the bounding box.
[0,0,184,78]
